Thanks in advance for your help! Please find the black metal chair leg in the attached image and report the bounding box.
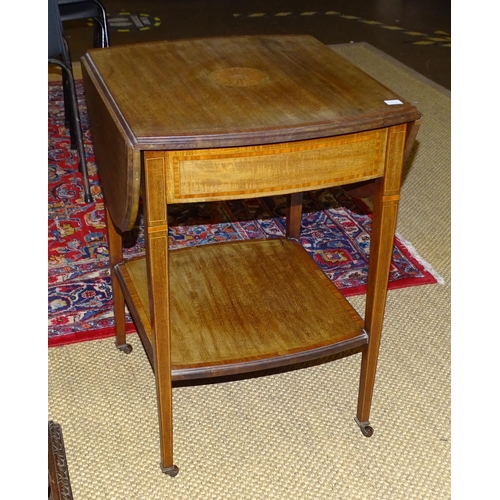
[93,0,110,47]
[61,40,78,150]
[58,0,110,48]
[49,59,93,203]
[92,17,105,49]
[50,0,99,203]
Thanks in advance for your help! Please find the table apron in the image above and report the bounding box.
[143,128,389,204]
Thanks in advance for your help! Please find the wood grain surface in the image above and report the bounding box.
[117,239,367,380]
[82,35,420,149]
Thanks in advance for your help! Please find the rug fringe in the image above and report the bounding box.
[395,232,445,285]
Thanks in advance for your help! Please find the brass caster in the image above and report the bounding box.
[160,464,179,477]
[354,417,374,437]
[116,342,132,354]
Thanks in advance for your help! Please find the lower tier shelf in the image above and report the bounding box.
[116,238,367,380]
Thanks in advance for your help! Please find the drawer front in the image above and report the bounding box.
[165,129,388,203]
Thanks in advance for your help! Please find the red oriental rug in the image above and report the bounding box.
[48,81,442,347]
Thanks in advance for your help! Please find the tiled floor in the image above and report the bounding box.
[62,0,451,89]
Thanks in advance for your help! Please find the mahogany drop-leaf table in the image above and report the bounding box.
[82,35,421,476]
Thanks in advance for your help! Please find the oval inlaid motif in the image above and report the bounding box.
[210,67,269,87]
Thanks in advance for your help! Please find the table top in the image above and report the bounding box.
[82,35,421,150]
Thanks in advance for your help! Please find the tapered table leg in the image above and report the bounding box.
[105,206,131,353]
[142,153,178,476]
[286,192,303,240]
[403,118,422,164]
[355,123,407,436]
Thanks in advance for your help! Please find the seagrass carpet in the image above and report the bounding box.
[48,43,450,499]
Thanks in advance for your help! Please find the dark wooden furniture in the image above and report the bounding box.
[48,421,74,500]
[82,35,421,476]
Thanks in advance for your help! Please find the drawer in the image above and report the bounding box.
[163,128,388,203]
